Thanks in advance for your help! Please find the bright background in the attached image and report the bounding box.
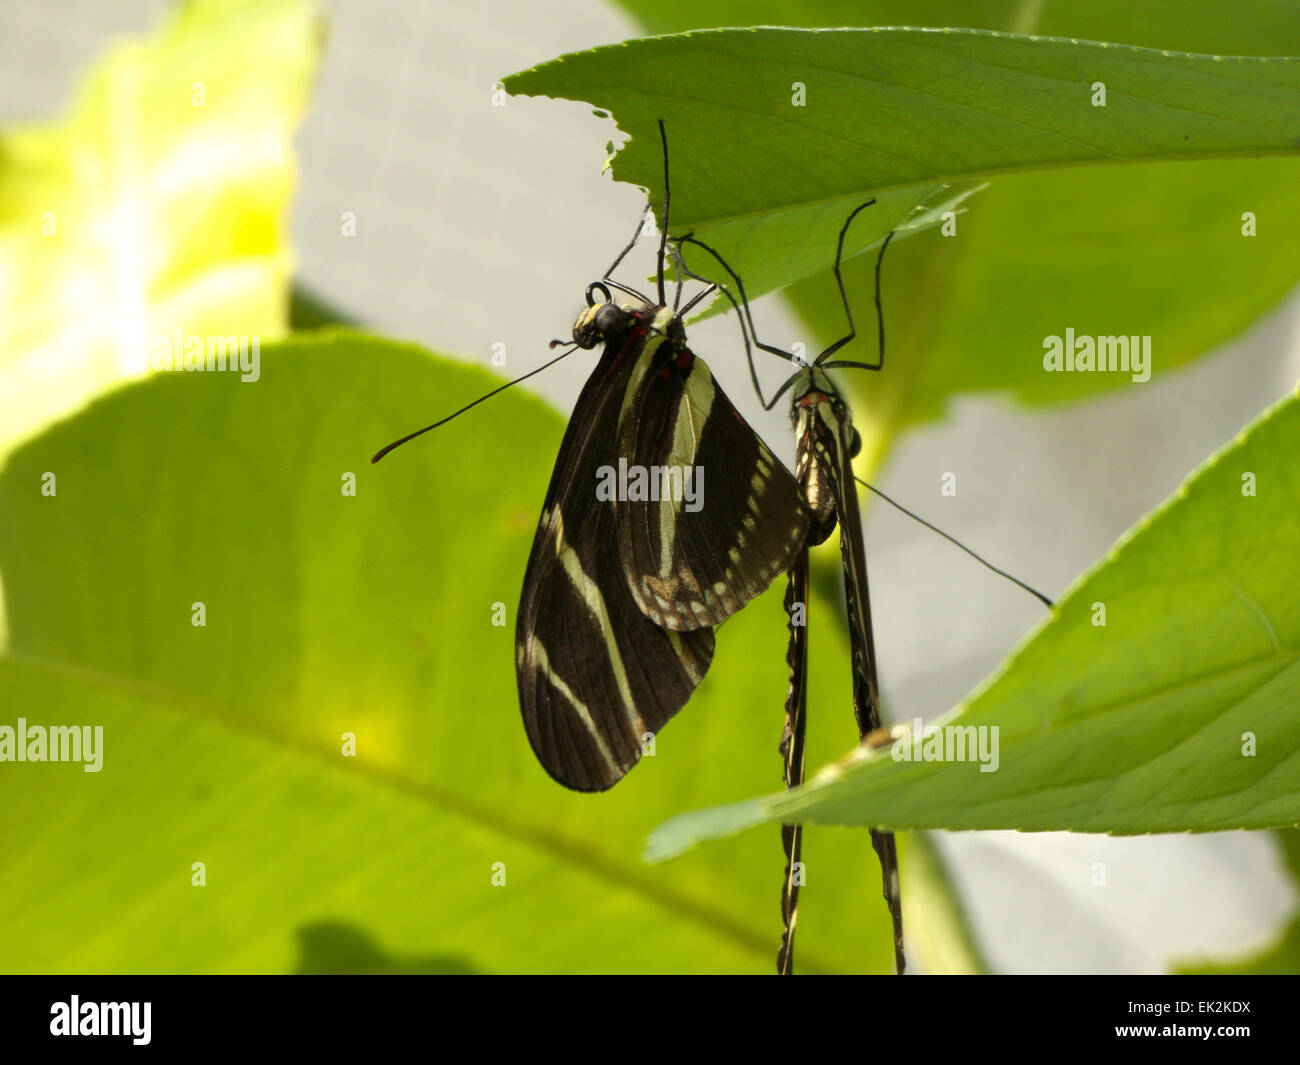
[2,0,1297,972]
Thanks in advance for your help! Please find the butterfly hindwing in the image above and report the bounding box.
[515,322,715,792]
[615,338,809,631]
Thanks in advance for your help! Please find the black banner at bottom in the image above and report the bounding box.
[0,973,1289,1053]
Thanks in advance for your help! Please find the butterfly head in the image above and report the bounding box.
[572,282,650,350]
[791,367,862,459]
[571,283,686,352]
[572,285,628,349]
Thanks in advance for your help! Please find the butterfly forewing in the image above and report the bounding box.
[819,407,883,737]
[777,544,811,975]
[516,321,715,792]
[615,336,809,631]
[802,372,905,974]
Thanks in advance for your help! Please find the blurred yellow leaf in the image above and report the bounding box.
[0,0,321,457]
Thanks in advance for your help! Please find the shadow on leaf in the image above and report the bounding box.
[294,922,479,975]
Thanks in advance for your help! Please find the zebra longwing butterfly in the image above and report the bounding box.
[677,209,905,971]
[786,362,906,975]
[780,358,1052,974]
[374,121,810,792]
[515,288,809,791]
[679,205,1051,974]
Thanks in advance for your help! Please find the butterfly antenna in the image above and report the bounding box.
[602,204,651,280]
[656,118,670,307]
[371,345,578,463]
[855,475,1053,608]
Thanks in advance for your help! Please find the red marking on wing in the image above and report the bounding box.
[610,324,648,372]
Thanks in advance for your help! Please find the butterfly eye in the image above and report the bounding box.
[847,427,863,459]
[572,300,625,349]
[594,302,623,336]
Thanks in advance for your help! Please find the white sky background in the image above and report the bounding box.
[2,0,1297,974]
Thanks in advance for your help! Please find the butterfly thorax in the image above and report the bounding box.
[791,368,852,545]
[572,299,685,350]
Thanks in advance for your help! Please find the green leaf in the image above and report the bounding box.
[902,832,988,974]
[0,0,321,458]
[0,333,899,973]
[649,385,1300,857]
[611,0,1300,54]
[517,9,1300,460]
[796,157,1300,473]
[289,284,358,330]
[504,27,1300,307]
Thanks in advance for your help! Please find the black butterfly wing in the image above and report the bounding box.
[516,327,715,792]
[615,340,809,631]
[777,545,810,975]
[819,396,905,975]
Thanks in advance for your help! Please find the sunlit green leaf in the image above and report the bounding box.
[0,334,899,973]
